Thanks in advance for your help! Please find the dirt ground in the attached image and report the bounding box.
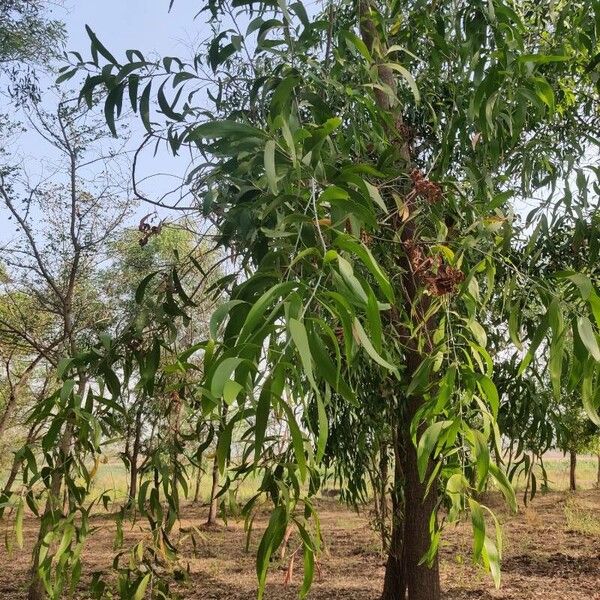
[1,490,599,599]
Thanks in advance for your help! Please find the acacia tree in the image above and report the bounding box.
[49,1,600,598]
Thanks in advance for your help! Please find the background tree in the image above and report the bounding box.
[0,0,65,101]
[0,95,135,599]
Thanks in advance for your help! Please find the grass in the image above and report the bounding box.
[510,455,599,493]
[564,496,600,535]
[89,459,262,504]
[3,454,599,509]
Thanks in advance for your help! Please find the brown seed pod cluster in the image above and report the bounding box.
[396,119,415,142]
[422,263,465,296]
[139,214,162,246]
[410,169,443,204]
[405,241,464,296]
[360,229,373,247]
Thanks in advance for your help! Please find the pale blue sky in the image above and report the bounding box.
[63,1,205,63]
[1,1,212,244]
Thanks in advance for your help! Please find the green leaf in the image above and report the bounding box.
[289,318,316,389]
[239,282,296,342]
[488,462,517,513]
[15,500,23,548]
[335,236,395,304]
[209,300,247,339]
[416,421,451,482]
[280,399,307,481]
[264,139,278,194]
[256,506,287,600]
[254,380,271,462]
[340,30,372,62]
[86,25,120,66]
[567,273,593,300]
[532,76,555,115]
[320,186,348,203]
[352,318,396,372]
[336,255,368,304]
[140,81,152,133]
[135,271,159,304]
[363,181,388,213]
[476,375,499,419]
[188,120,267,141]
[60,379,76,403]
[315,392,328,463]
[133,573,151,600]
[518,53,569,64]
[299,544,315,599]
[468,320,487,348]
[549,333,564,400]
[577,316,600,361]
[518,313,549,375]
[468,498,486,558]
[366,288,383,352]
[223,380,243,405]
[383,62,420,104]
[472,429,490,490]
[482,535,501,588]
[582,361,600,425]
[55,523,75,561]
[210,358,245,398]
[435,366,456,412]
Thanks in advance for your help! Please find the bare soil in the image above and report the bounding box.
[1,490,599,599]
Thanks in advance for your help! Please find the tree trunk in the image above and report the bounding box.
[381,431,406,599]
[206,454,219,526]
[402,393,440,600]
[358,3,440,597]
[28,423,73,600]
[193,466,203,503]
[569,451,577,491]
[127,405,143,507]
[381,388,440,600]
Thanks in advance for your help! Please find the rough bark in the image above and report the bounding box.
[381,429,406,599]
[569,451,577,492]
[401,390,441,600]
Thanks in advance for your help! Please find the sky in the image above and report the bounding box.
[62,1,204,63]
[1,0,213,244]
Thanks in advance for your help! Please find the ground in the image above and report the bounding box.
[1,456,599,599]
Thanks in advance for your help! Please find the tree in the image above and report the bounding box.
[102,224,222,508]
[0,0,65,101]
[496,212,600,498]
[53,1,600,598]
[0,96,134,599]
